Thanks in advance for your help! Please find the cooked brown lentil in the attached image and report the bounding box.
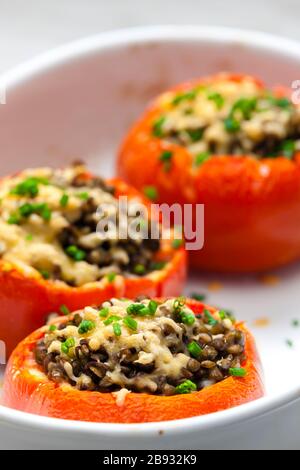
[0,165,162,286]
[155,76,300,161]
[35,297,246,396]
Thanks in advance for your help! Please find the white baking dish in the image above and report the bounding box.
[0,25,300,449]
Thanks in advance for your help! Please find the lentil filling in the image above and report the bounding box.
[35,297,246,396]
[0,164,163,286]
[153,76,300,164]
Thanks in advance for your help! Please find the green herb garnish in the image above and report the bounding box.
[224,116,240,133]
[204,309,218,326]
[279,140,296,159]
[60,304,70,315]
[123,316,138,331]
[229,367,247,378]
[49,325,57,332]
[143,186,158,201]
[39,269,50,280]
[104,316,122,326]
[186,128,203,142]
[60,193,69,207]
[187,341,203,358]
[10,177,49,198]
[7,214,21,225]
[152,116,166,137]
[113,322,122,337]
[99,307,109,318]
[175,380,197,394]
[106,272,116,283]
[190,293,206,302]
[159,150,173,172]
[65,245,86,261]
[172,239,183,249]
[194,152,211,167]
[77,192,89,201]
[133,264,146,275]
[19,202,52,221]
[231,98,257,119]
[172,89,198,106]
[208,92,224,110]
[78,320,95,334]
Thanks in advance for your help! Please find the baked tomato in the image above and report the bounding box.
[0,166,186,357]
[118,73,300,273]
[3,298,264,423]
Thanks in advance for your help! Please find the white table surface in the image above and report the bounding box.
[0,0,300,74]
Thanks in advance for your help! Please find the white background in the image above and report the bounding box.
[0,0,299,73]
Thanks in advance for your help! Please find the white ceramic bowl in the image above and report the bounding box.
[1,25,300,450]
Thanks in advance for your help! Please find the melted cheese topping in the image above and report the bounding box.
[156,75,300,159]
[0,166,161,286]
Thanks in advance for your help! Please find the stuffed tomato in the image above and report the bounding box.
[3,297,264,423]
[118,73,300,272]
[0,164,186,356]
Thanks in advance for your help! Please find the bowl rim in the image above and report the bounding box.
[1,24,300,436]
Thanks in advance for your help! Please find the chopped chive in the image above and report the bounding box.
[159,151,173,172]
[61,342,69,355]
[77,192,89,201]
[172,239,183,249]
[172,89,198,106]
[60,193,69,207]
[207,92,224,110]
[218,309,236,322]
[150,261,167,271]
[204,309,218,326]
[187,341,202,358]
[39,269,50,280]
[18,202,52,221]
[127,303,146,315]
[175,379,197,394]
[268,95,291,109]
[152,116,166,137]
[65,337,75,349]
[229,367,247,378]
[174,296,186,312]
[7,214,21,225]
[106,272,116,283]
[123,316,138,331]
[224,116,240,133]
[10,176,49,198]
[232,98,257,119]
[194,152,211,167]
[99,307,109,318]
[292,319,299,328]
[279,140,296,159]
[65,245,86,261]
[104,315,122,326]
[190,293,206,302]
[60,304,70,315]
[78,320,95,334]
[113,322,122,337]
[143,186,158,201]
[148,300,159,315]
[180,311,196,326]
[186,128,203,142]
[286,339,294,348]
[133,264,146,275]
[159,150,173,162]
[49,325,57,332]
[25,234,33,241]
